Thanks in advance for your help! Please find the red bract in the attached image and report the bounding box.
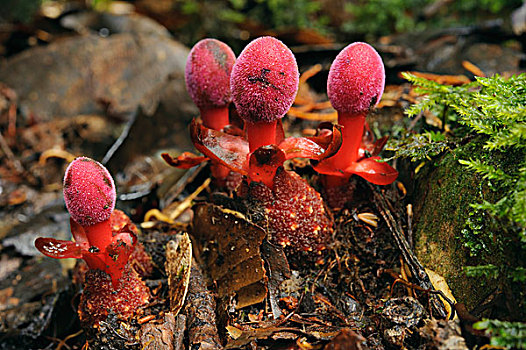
[35,158,136,287]
[314,42,398,194]
[189,119,341,188]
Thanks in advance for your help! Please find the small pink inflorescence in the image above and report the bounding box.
[36,157,135,287]
[63,157,115,227]
[327,42,385,114]
[185,38,236,112]
[230,36,302,154]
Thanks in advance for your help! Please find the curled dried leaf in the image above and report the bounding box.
[357,212,379,228]
[166,233,192,315]
[161,151,208,169]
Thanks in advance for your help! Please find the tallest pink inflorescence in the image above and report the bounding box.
[63,157,116,227]
[230,36,299,124]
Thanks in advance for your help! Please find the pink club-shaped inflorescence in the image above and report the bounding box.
[163,38,240,189]
[231,36,299,124]
[314,42,398,202]
[63,157,116,226]
[230,36,301,154]
[35,157,136,287]
[185,38,236,111]
[327,42,385,115]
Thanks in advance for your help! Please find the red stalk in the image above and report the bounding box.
[323,173,349,189]
[323,112,365,188]
[83,218,112,250]
[201,107,230,131]
[332,112,366,166]
[200,107,232,185]
[246,120,277,153]
[210,161,231,182]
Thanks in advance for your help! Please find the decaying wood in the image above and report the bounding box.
[140,313,186,350]
[185,262,223,349]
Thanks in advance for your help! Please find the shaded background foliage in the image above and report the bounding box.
[2,0,524,45]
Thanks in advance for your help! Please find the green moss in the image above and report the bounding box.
[414,142,483,306]
[399,74,526,317]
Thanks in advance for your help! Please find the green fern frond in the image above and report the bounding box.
[458,159,511,181]
[474,319,526,349]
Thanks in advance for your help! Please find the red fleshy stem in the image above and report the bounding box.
[323,112,366,188]
[331,112,366,167]
[322,172,349,189]
[201,107,233,186]
[210,160,231,183]
[201,107,230,131]
[246,120,277,153]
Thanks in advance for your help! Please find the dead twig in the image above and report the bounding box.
[143,177,211,226]
[0,130,25,174]
[54,329,84,350]
[101,108,137,165]
[369,184,448,318]
[381,268,456,320]
[185,260,223,349]
[406,204,413,248]
[160,162,207,209]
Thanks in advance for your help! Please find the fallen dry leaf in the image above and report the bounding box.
[192,203,268,308]
[426,268,457,320]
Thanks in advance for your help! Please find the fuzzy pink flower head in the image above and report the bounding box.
[231,36,299,124]
[63,157,116,226]
[185,38,236,110]
[327,42,385,115]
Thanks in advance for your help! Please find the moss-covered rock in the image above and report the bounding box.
[412,138,524,312]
